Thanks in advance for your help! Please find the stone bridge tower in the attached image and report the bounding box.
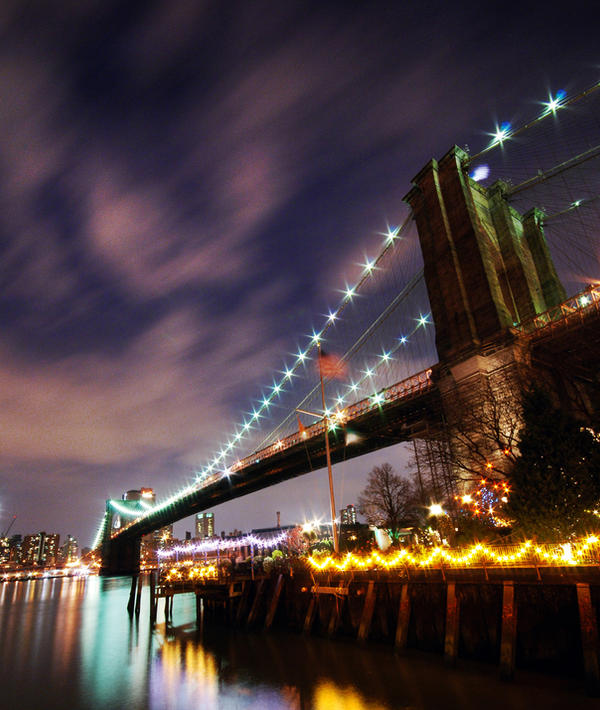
[404,146,567,486]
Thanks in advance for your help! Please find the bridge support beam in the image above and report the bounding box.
[100,535,141,577]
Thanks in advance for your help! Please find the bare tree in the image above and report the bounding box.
[444,367,522,483]
[358,463,415,533]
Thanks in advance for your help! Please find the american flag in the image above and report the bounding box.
[318,349,348,380]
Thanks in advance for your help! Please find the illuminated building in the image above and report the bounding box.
[22,532,60,565]
[195,512,215,539]
[60,535,79,563]
[340,505,357,526]
[8,535,21,562]
[0,537,9,563]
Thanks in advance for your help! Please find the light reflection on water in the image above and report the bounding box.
[0,575,595,709]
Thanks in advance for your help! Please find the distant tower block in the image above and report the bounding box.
[195,512,215,539]
[404,146,565,363]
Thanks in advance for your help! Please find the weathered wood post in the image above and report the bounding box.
[499,581,517,681]
[327,581,348,638]
[358,581,377,642]
[265,574,284,630]
[444,582,460,665]
[247,578,265,627]
[303,590,318,634]
[134,573,143,616]
[149,569,157,623]
[195,591,202,624]
[127,575,137,615]
[576,583,600,695]
[395,583,411,652]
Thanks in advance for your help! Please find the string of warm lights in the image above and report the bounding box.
[157,530,290,559]
[163,564,218,583]
[307,536,600,571]
[454,478,511,527]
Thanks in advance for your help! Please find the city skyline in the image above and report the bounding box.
[0,2,599,545]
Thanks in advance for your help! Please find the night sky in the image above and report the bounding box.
[0,1,598,545]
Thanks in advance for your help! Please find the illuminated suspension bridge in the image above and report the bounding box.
[98,79,600,575]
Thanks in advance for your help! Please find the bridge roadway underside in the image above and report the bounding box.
[529,310,600,416]
[102,385,443,575]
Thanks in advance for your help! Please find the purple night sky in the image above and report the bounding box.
[0,1,598,545]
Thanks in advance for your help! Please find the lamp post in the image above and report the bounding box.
[318,342,339,555]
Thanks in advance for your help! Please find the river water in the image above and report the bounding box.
[0,575,595,709]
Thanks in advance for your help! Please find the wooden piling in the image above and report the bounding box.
[376,584,389,637]
[499,581,517,681]
[395,583,411,652]
[127,575,137,615]
[357,581,376,642]
[303,593,318,634]
[149,571,157,623]
[576,583,600,695]
[247,578,265,627]
[444,582,460,666]
[235,581,249,626]
[134,573,142,616]
[265,574,284,630]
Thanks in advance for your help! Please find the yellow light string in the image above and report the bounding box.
[307,536,600,571]
[164,563,218,582]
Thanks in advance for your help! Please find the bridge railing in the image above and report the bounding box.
[228,367,434,475]
[512,283,600,338]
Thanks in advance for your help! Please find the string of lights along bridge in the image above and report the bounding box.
[96,77,600,548]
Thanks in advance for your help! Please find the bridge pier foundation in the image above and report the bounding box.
[100,535,141,577]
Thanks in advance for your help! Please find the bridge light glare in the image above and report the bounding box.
[398,335,408,345]
[297,350,307,362]
[543,89,566,114]
[380,351,391,362]
[362,259,375,273]
[417,314,430,327]
[283,366,295,380]
[429,503,445,517]
[385,225,400,243]
[327,310,338,323]
[491,122,511,145]
[344,286,355,300]
[349,382,358,392]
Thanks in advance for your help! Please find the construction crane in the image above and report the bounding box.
[2,515,17,537]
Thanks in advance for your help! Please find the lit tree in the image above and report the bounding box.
[506,387,600,540]
[358,463,416,535]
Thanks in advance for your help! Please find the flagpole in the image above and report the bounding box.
[318,342,339,555]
